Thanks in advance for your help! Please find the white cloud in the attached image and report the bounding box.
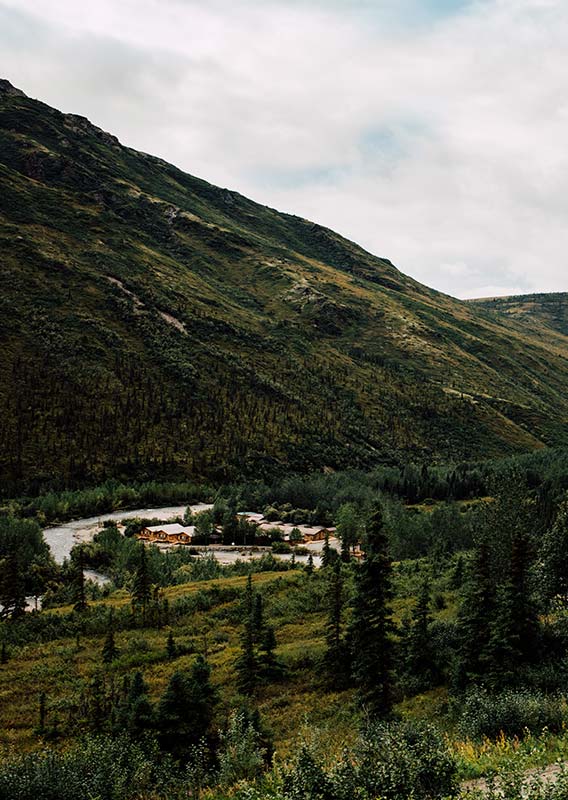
[1,0,568,298]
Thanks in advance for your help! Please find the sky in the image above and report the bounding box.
[1,0,568,299]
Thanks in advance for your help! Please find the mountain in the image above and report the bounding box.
[470,293,568,338]
[1,79,568,492]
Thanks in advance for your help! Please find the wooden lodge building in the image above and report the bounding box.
[137,523,195,545]
[252,521,335,543]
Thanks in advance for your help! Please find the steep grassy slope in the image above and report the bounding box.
[471,293,568,337]
[1,78,568,491]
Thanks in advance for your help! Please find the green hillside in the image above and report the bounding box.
[2,78,568,492]
[470,293,568,337]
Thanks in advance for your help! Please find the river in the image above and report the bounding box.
[42,503,328,586]
[43,503,213,564]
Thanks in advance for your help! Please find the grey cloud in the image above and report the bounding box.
[1,0,567,298]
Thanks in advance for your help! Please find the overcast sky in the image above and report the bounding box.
[2,0,568,298]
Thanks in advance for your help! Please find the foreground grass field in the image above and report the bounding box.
[0,571,358,756]
[4,561,568,788]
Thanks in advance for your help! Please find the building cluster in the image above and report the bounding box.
[136,513,335,547]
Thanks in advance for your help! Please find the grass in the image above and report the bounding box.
[453,728,568,781]
[0,571,356,757]
[3,564,568,785]
[399,689,568,782]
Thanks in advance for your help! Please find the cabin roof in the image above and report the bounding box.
[144,523,194,535]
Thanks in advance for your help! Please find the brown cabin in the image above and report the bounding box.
[137,523,195,545]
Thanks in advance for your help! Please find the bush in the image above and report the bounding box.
[218,711,267,788]
[273,721,458,800]
[333,721,458,800]
[0,735,179,800]
[457,688,567,740]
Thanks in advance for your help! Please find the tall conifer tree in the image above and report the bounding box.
[324,559,349,688]
[236,574,259,694]
[102,610,119,664]
[454,540,494,689]
[131,544,152,624]
[487,529,539,688]
[349,505,394,717]
[72,547,88,613]
[539,500,568,609]
[401,577,435,692]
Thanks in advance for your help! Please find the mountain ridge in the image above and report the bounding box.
[469,293,568,338]
[1,79,568,491]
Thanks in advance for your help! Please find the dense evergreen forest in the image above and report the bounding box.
[3,451,568,798]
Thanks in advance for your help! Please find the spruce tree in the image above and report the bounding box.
[189,654,217,742]
[401,577,435,692]
[89,672,107,732]
[486,529,539,688]
[131,543,152,624]
[116,671,154,739]
[349,505,395,717]
[72,547,88,613]
[509,528,539,662]
[235,574,259,694]
[305,552,314,575]
[260,625,283,680]
[166,630,177,659]
[324,559,349,688]
[102,611,119,664]
[538,500,568,609]
[157,657,217,759]
[454,540,494,690]
[157,671,193,758]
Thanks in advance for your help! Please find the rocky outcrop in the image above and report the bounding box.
[0,79,27,98]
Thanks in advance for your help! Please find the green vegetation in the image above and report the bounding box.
[471,292,568,337]
[5,80,568,798]
[2,468,568,797]
[3,82,568,494]
[0,516,54,616]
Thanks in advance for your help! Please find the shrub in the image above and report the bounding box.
[457,688,567,740]
[277,721,458,800]
[218,711,267,788]
[0,735,178,800]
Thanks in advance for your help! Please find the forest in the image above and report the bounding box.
[3,453,568,798]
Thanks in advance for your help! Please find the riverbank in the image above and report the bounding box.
[42,504,336,575]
